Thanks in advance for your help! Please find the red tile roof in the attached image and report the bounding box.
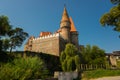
[39,32,52,37]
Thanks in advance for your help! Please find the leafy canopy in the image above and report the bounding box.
[0,15,28,52]
[81,45,106,65]
[60,43,80,71]
[8,27,28,52]
[100,0,120,32]
[111,0,120,4]
[0,15,11,36]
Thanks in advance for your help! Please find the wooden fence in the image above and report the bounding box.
[79,64,108,70]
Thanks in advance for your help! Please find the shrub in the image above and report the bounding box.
[0,56,48,80]
[60,43,80,72]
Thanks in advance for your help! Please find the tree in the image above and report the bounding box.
[111,0,120,4]
[0,15,11,36]
[60,43,80,72]
[100,0,120,33]
[81,45,106,65]
[8,27,28,53]
[2,39,10,51]
[0,15,28,53]
[0,15,11,52]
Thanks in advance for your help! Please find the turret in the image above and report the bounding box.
[60,7,71,42]
[69,17,79,47]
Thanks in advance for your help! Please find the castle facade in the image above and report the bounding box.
[24,7,80,56]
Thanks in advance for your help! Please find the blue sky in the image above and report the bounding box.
[0,0,119,53]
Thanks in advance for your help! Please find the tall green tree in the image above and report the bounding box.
[81,45,106,65]
[2,39,10,51]
[100,0,120,32]
[60,43,80,72]
[0,15,11,36]
[0,15,11,52]
[8,27,28,53]
[0,15,28,52]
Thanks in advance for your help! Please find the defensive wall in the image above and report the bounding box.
[31,33,61,56]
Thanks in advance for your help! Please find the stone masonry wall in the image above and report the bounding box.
[32,36,60,56]
[70,31,79,49]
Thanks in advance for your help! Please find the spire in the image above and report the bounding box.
[69,17,77,32]
[61,6,70,22]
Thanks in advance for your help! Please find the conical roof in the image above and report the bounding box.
[69,17,77,32]
[61,7,70,22]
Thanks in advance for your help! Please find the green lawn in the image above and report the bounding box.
[81,69,120,80]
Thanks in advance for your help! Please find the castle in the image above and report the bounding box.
[24,7,81,56]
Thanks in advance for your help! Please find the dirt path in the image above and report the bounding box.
[92,76,120,80]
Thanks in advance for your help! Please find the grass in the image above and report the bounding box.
[82,69,120,80]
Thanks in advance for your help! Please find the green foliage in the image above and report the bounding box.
[8,27,29,53]
[0,15,28,53]
[75,55,80,70]
[0,15,11,36]
[62,59,67,71]
[60,51,66,62]
[24,51,61,75]
[116,61,120,68]
[111,0,120,4]
[67,58,76,71]
[0,15,11,52]
[60,43,80,72]
[1,51,61,77]
[82,69,120,79]
[81,45,106,65]
[75,55,80,66]
[100,0,120,33]
[65,43,78,57]
[0,56,48,80]
[2,39,10,51]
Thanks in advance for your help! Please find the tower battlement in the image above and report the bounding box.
[33,33,60,41]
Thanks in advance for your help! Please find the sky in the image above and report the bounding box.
[0,0,119,53]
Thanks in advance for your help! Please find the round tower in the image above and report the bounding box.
[60,7,71,42]
[69,17,79,48]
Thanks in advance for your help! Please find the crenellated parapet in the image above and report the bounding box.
[33,33,60,41]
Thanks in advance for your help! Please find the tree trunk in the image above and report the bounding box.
[10,46,12,53]
[0,40,2,52]
[9,41,13,53]
[10,44,13,53]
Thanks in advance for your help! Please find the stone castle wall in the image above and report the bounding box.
[24,32,79,56]
[31,33,61,56]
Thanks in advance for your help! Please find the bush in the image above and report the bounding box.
[60,43,80,72]
[0,56,48,80]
